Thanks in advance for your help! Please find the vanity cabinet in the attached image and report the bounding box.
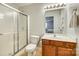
[42,45,56,56]
[42,39,76,56]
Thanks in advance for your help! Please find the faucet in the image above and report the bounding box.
[54,34,56,37]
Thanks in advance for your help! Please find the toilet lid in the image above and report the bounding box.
[25,44,36,52]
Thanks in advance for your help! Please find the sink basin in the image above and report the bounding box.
[42,34,67,39]
[42,33,76,43]
[53,34,73,39]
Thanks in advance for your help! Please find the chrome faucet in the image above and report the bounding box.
[54,34,56,37]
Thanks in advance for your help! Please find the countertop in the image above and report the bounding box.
[41,33,77,43]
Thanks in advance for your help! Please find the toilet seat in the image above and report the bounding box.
[25,44,36,52]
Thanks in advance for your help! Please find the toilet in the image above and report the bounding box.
[25,35,40,56]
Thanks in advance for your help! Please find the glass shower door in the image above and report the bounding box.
[18,13,28,50]
[0,4,16,55]
[0,4,28,56]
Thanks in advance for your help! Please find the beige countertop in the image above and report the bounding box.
[41,33,77,43]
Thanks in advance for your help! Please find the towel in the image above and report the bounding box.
[77,15,79,26]
[69,10,77,28]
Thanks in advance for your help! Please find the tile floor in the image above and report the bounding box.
[15,41,42,56]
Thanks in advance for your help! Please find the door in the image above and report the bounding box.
[18,13,28,50]
[42,45,56,56]
[58,47,75,56]
[0,4,16,55]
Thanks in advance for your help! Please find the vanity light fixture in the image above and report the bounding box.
[44,3,66,10]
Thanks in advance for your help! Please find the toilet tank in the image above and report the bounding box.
[30,35,40,44]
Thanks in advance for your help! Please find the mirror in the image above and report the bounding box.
[45,16,54,33]
[44,8,67,34]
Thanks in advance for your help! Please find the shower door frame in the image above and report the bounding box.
[16,12,28,54]
[1,3,28,56]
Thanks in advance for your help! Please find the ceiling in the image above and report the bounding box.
[6,3,32,8]
[6,3,60,9]
[11,3,32,7]
[6,3,56,7]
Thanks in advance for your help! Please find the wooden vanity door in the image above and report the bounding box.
[58,47,75,56]
[42,45,56,56]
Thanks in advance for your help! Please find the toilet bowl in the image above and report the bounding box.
[25,43,36,52]
[25,35,40,56]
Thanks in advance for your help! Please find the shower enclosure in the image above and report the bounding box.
[0,4,28,56]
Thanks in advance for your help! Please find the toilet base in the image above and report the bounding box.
[28,52,32,56]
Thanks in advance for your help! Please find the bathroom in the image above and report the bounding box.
[0,3,79,56]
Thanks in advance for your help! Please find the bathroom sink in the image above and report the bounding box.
[42,33,66,39]
[53,34,73,40]
[42,33,76,43]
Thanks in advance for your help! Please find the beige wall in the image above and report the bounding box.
[19,3,68,45]
[66,3,79,56]
[19,3,67,38]
[19,4,46,43]
[19,4,46,42]
[19,3,79,55]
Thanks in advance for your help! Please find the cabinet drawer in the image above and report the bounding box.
[42,39,50,45]
[51,40,64,47]
[65,42,76,48]
[50,40,55,45]
[58,47,76,56]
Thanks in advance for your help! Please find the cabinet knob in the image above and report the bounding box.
[0,33,3,35]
